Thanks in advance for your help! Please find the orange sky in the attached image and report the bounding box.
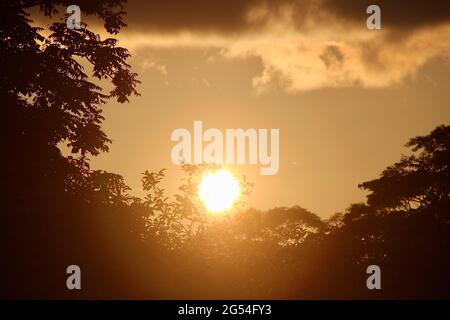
[37,0,450,217]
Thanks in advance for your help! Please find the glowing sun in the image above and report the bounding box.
[198,169,240,212]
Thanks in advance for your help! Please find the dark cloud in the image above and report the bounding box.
[122,0,263,32]
[320,45,344,69]
[30,0,450,34]
[321,0,450,30]
[119,0,450,33]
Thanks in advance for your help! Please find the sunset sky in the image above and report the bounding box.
[37,0,450,217]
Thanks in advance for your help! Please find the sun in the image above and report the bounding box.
[198,169,240,213]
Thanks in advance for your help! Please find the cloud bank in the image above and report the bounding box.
[91,0,450,92]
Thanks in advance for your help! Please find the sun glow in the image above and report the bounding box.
[198,169,240,213]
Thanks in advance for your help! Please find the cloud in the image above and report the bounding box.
[121,0,450,33]
[321,0,450,31]
[139,59,169,84]
[32,0,450,92]
[122,0,263,33]
[221,23,450,92]
[320,45,345,69]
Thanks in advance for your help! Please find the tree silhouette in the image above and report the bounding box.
[360,125,450,218]
[315,125,450,299]
[2,0,139,192]
[1,0,143,299]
